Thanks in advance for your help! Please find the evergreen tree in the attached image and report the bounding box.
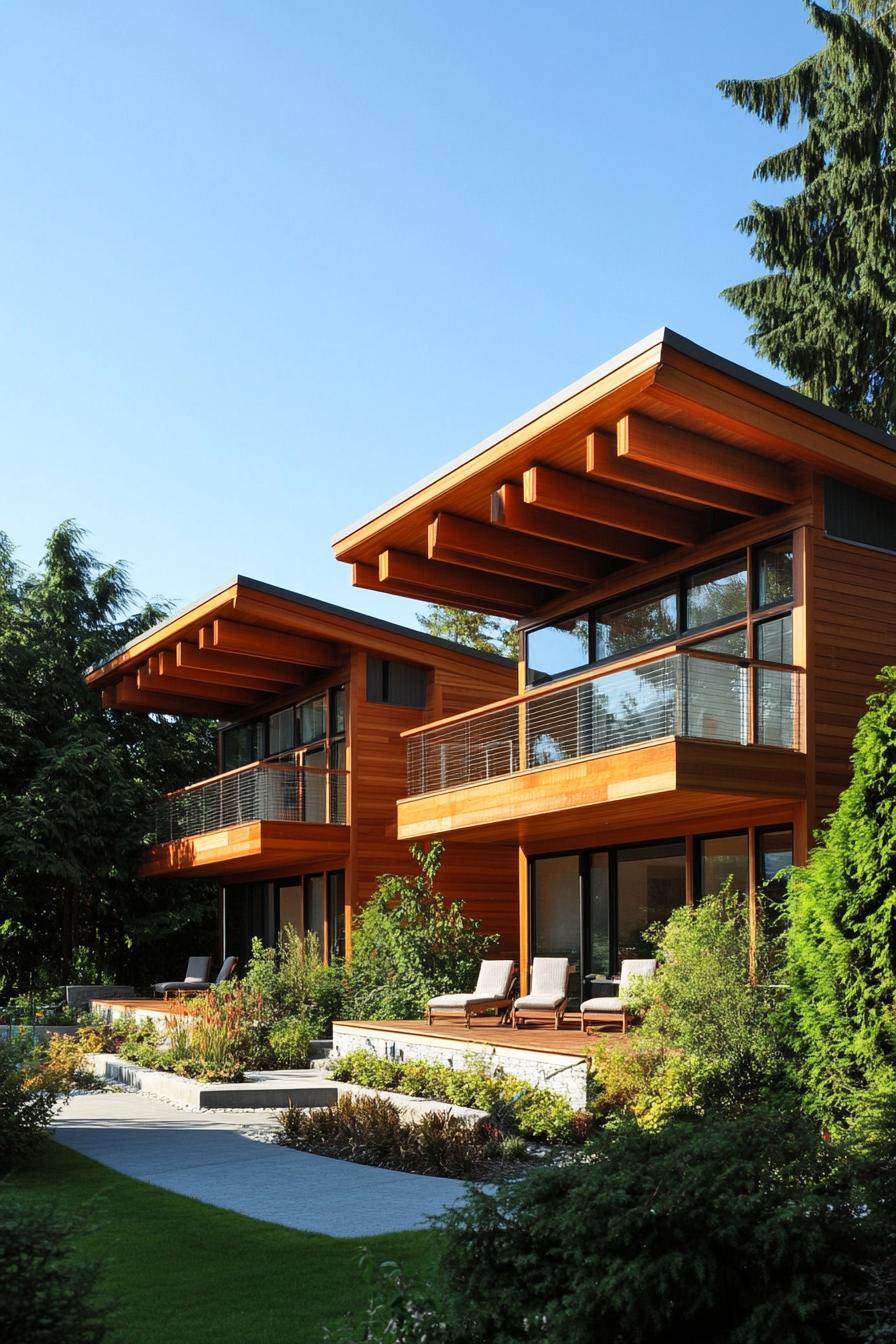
[416,604,518,659]
[719,2,896,431]
[0,523,217,996]
[785,667,896,1127]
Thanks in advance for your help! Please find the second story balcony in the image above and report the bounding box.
[142,758,350,878]
[399,649,806,844]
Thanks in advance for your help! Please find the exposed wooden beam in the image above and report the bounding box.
[178,639,304,688]
[491,481,661,563]
[523,463,702,545]
[352,560,533,620]
[617,412,794,503]
[207,618,339,668]
[108,675,228,718]
[377,549,553,617]
[137,659,260,705]
[586,430,773,517]
[162,647,297,694]
[427,511,615,588]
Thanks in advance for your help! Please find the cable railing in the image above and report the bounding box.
[405,649,803,797]
[151,760,348,845]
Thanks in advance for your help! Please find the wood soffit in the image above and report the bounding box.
[333,334,896,621]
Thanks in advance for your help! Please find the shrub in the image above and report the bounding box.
[327,1050,583,1144]
[416,1106,868,1344]
[278,1094,502,1178]
[343,841,498,1021]
[785,667,896,1129]
[242,927,345,1037]
[38,1033,105,1093]
[268,1015,313,1069]
[0,1201,109,1343]
[588,884,794,1127]
[0,1041,60,1170]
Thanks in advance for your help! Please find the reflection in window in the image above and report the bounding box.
[327,871,346,960]
[616,841,686,962]
[532,853,582,1004]
[527,616,590,684]
[691,627,747,656]
[304,874,325,950]
[589,852,610,978]
[222,721,264,771]
[595,587,677,662]
[686,556,747,630]
[700,833,749,898]
[330,686,346,735]
[756,539,794,607]
[759,827,793,890]
[267,706,296,756]
[757,613,793,664]
[299,696,327,744]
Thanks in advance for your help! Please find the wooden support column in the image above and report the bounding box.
[747,826,758,983]
[518,848,530,996]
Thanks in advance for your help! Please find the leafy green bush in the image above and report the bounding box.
[0,1200,109,1342]
[278,1093,503,1178]
[588,884,793,1126]
[327,1049,587,1144]
[414,1107,867,1344]
[343,841,498,1021]
[785,667,896,1130]
[0,1041,61,1170]
[242,927,345,1037]
[268,1014,313,1068]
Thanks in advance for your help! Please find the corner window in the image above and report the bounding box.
[685,556,747,630]
[222,721,264,771]
[756,612,793,665]
[298,695,327,744]
[595,585,677,662]
[526,615,591,685]
[755,539,794,608]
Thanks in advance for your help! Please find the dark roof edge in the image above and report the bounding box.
[85,574,516,677]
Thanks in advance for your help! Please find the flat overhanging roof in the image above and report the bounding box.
[331,327,896,620]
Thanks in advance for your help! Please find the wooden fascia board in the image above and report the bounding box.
[427,511,614,587]
[587,430,775,517]
[523,463,703,545]
[617,411,795,503]
[333,357,662,564]
[84,585,240,686]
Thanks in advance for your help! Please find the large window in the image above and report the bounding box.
[595,585,678,662]
[824,478,896,555]
[524,537,795,686]
[527,616,590,684]
[220,685,346,793]
[222,721,265,771]
[327,871,346,960]
[699,833,749,899]
[685,556,747,630]
[616,841,687,962]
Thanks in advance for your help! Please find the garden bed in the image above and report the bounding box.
[88,1053,338,1111]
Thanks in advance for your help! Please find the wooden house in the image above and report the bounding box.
[85,577,518,967]
[332,327,896,1004]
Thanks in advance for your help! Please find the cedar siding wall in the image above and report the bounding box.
[346,649,519,958]
[809,530,896,833]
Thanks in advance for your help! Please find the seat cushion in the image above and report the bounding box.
[428,993,506,1010]
[514,993,566,1011]
[580,996,623,1014]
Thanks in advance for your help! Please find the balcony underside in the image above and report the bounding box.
[140,820,351,880]
[396,737,807,845]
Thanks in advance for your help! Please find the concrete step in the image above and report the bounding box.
[90,1054,338,1111]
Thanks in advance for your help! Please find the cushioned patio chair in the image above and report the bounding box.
[579,958,657,1034]
[152,954,238,1000]
[511,957,571,1030]
[427,959,516,1028]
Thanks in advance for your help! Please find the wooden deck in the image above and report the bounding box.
[335,1016,629,1058]
[91,997,197,1018]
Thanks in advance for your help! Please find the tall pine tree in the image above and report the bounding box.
[719,2,896,431]
[416,604,519,659]
[0,523,217,997]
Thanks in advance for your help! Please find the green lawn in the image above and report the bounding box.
[2,1141,440,1343]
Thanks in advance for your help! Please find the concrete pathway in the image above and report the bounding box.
[53,1091,470,1237]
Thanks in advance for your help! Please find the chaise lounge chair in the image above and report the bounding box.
[579,958,657,1034]
[511,957,571,1030]
[152,955,238,1000]
[427,959,516,1028]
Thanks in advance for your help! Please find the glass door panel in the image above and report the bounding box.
[588,852,611,978]
[531,854,581,1006]
[616,841,686,963]
[304,873,325,951]
[277,882,302,935]
[301,747,327,821]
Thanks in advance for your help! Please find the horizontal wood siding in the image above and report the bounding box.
[810,533,896,832]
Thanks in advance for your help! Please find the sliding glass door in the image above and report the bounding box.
[531,841,688,1005]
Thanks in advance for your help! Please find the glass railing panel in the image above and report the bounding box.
[151,763,348,844]
[755,665,796,749]
[681,656,748,744]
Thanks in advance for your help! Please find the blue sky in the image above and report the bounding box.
[2,1,815,628]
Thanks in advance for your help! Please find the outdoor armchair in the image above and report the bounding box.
[511,957,571,1030]
[152,954,238,1000]
[579,958,657,1034]
[427,959,516,1028]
